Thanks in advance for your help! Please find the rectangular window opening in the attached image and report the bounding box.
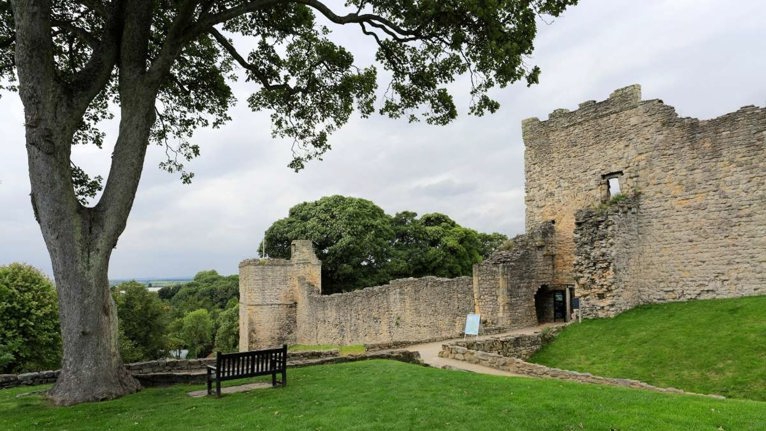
[602,171,624,201]
[607,177,621,197]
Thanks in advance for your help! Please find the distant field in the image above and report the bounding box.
[109,278,192,288]
[1,360,764,430]
[531,295,766,401]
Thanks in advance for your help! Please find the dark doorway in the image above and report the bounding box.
[534,285,554,324]
[553,290,566,322]
[535,284,575,324]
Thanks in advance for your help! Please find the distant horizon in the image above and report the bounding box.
[108,277,194,286]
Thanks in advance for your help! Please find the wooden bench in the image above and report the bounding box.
[206,344,287,396]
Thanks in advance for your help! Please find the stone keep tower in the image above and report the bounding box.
[239,240,321,350]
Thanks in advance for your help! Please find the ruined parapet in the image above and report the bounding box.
[239,240,321,350]
[290,240,321,294]
[573,194,641,318]
[473,221,556,329]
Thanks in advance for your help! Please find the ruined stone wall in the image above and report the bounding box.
[473,222,555,328]
[296,276,474,346]
[525,84,766,315]
[239,241,323,350]
[573,195,642,317]
[239,258,296,350]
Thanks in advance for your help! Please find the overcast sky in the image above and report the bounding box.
[1,0,765,279]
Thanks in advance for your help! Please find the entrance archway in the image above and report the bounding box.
[534,285,575,324]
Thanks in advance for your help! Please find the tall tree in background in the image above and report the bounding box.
[261,195,507,292]
[262,195,395,292]
[1,0,577,404]
[111,281,169,363]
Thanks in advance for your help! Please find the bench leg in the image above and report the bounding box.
[206,369,212,395]
[282,369,287,387]
[216,379,221,397]
[272,372,277,387]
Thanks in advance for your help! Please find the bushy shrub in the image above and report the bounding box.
[0,263,61,373]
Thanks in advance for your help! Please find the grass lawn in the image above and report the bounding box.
[1,360,764,430]
[289,344,366,356]
[531,295,766,401]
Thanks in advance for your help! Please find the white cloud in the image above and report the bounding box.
[1,0,764,278]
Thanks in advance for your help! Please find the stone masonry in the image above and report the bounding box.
[240,241,478,349]
[524,84,766,316]
[240,235,558,350]
[241,84,765,346]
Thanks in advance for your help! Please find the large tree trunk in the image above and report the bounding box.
[23,104,153,404]
[13,0,173,406]
[47,252,141,405]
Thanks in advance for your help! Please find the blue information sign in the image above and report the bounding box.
[464,313,481,336]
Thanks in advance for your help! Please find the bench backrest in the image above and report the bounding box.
[215,344,287,379]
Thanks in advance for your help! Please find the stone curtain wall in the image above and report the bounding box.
[296,276,474,346]
[573,195,642,317]
[524,84,766,316]
[241,241,473,348]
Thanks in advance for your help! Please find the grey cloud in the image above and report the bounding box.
[2,0,765,279]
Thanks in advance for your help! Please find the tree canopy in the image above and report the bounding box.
[111,281,169,363]
[2,0,577,405]
[261,195,507,293]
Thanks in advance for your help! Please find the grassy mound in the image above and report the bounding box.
[2,360,764,430]
[531,295,766,400]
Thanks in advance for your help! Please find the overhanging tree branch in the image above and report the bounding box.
[208,27,294,93]
[295,0,419,39]
[146,0,199,87]
[191,0,281,33]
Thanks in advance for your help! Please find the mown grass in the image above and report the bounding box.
[1,360,764,430]
[288,344,366,356]
[531,295,766,401]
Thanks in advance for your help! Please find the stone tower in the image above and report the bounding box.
[238,240,321,350]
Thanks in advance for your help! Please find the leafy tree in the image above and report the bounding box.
[262,196,507,291]
[0,263,61,373]
[392,212,486,278]
[111,281,169,363]
[2,0,576,405]
[214,300,240,353]
[478,232,509,259]
[178,308,214,359]
[157,284,182,301]
[164,270,238,317]
[262,195,395,293]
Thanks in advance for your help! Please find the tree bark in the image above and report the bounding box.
[13,0,166,405]
[46,251,141,405]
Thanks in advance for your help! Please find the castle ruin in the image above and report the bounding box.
[525,84,765,317]
[240,85,766,350]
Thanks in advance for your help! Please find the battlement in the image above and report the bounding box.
[522,84,654,136]
[525,85,766,313]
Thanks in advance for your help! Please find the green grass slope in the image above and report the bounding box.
[532,295,766,401]
[1,360,764,430]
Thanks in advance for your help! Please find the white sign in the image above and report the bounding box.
[464,313,481,336]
